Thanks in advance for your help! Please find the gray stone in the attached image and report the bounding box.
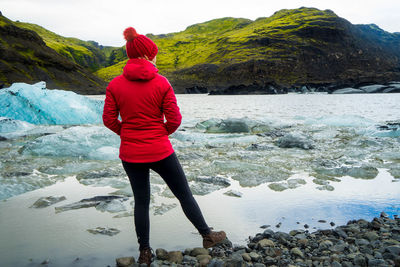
[331,261,342,267]
[290,247,304,258]
[364,231,379,241]
[207,258,225,267]
[257,238,275,248]
[241,253,251,262]
[355,238,370,246]
[386,246,400,256]
[319,240,333,250]
[368,259,387,267]
[190,247,209,256]
[116,257,135,267]
[167,251,183,264]
[156,248,168,260]
[353,254,367,266]
[249,251,261,261]
[253,264,266,267]
[196,254,211,264]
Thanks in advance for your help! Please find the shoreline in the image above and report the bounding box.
[115,212,400,267]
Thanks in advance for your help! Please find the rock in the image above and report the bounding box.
[249,251,261,261]
[241,253,251,262]
[319,240,333,250]
[116,257,135,267]
[167,251,183,264]
[87,227,120,236]
[380,212,389,218]
[330,222,336,226]
[223,189,243,198]
[332,88,364,94]
[190,247,209,256]
[290,247,304,258]
[30,196,66,208]
[355,238,370,246]
[304,224,309,229]
[364,231,379,241]
[260,224,270,229]
[196,254,211,262]
[207,258,225,267]
[318,220,327,223]
[41,259,50,265]
[156,248,169,260]
[331,261,342,267]
[353,254,367,266]
[385,245,400,256]
[368,259,388,267]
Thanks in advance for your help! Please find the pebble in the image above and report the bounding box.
[114,213,399,266]
[116,257,135,267]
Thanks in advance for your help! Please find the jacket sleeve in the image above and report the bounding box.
[163,86,182,135]
[103,86,121,135]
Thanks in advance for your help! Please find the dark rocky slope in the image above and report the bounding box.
[0,13,107,94]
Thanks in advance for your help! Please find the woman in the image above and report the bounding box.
[102,27,226,266]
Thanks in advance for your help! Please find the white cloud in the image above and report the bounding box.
[1,0,399,47]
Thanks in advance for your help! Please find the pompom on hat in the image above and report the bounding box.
[124,27,158,60]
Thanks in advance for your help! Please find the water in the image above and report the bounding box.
[1,93,400,267]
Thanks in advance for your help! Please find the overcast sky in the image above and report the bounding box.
[1,0,399,47]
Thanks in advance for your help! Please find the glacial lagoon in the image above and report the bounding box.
[0,83,399,266]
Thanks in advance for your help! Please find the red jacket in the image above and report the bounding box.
[103,58,182,163]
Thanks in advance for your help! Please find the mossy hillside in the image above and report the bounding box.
[15,21,125,71]
[95,7,350,83]
[0,14,107,93]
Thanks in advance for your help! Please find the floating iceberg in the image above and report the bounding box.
[21,125,120,160]
[0,82,103,124]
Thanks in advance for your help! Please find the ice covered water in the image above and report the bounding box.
[1,86,400,267]
[0,82,103,124]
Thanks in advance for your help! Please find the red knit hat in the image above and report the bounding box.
[123,27,158,60]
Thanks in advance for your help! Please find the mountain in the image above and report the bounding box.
[14,21,126,72]
[1,8,400,94]
[97,7,400,93]
[0,13,110,94]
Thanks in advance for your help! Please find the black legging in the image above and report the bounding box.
[122,152,211,249]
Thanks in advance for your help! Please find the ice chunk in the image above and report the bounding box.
[359,84,387,93]
[268,182,289,191]
[54,195,128,213]
[0,117,35,133]
[276,132,314,150]
[332,88,364,94]
[21,126,120,160]
[87,227,120,236]
[189,181,225,195]
[195,118,271,133]
[194,176,230,187]
[304,115,376,128]
[30,196,66,208]
[223,189,243,197]
[0,82,103,124]
[95,199,127,213]
[153,203,177,215]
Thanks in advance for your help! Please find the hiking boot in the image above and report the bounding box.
[202,230,227,248]
[138,247,154,266]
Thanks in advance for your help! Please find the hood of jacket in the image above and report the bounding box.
[123,58,158,81]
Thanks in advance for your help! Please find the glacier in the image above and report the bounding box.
[0,82,103,124]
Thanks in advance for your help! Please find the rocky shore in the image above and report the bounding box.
[116,212,400,267]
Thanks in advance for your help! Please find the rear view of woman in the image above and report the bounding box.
[102,27,226,266]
